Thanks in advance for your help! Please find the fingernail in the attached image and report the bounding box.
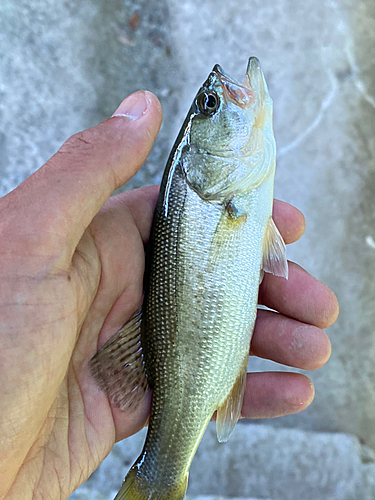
[112,91,151,121]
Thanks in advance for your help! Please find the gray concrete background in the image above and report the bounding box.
[70,423,375,500]
[1,0,375,498]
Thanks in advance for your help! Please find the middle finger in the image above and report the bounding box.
[250,309,332,370]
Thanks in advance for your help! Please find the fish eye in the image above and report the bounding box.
[196,91,220,116]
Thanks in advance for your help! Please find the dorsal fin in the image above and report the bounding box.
[90,310,148,411]
[262,216,288,279]
[216,355,248,443]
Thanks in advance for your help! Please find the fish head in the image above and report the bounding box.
[185,57,276,200]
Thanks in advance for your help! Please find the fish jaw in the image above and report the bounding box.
[212,63,255,109]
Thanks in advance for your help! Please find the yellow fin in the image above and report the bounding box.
[114,465,188,500]
[216,356,248,443]
[262,216,288,279]
[90,310,148,411]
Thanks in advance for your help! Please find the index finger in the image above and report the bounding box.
[259,262,339,329]
[273,199,305,245]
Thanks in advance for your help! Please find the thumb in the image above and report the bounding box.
[3,91,162,257]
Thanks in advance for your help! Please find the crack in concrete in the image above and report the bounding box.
[277,28,375,160]
[277,71,338,158]
[345,40,375,111]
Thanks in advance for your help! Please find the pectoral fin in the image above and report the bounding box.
[216,356,248,443]
[262,217,288,279]
[90,309,148,411]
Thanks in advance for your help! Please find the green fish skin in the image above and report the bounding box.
[91,57,288,500]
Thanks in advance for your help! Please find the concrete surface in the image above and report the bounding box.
[69,423,375,500]
[1,0,375,498]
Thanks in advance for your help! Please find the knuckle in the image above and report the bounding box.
[59,129,98,156]
[59,120,123,158]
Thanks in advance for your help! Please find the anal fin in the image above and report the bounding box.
[216,355,248,443]
[90,309,148,411]
[262,216,288,279]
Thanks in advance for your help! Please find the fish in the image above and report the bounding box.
[90,56,288,500]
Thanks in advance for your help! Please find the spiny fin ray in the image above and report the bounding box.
[262,216,288,279]
[216,355,248,443]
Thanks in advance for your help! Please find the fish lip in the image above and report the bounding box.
[246,56,261,75]
[212,64,248,88]
[212,64,227,79]
[211,63,254,108]
[245,56,269,103]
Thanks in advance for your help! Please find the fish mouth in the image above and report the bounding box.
[211,57,266,109]
[211,61,255,108]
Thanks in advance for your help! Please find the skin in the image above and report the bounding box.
[0,91,338,500]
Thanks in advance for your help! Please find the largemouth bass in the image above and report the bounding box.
[90,57,288,500]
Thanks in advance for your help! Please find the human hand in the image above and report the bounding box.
[0,91,338,500]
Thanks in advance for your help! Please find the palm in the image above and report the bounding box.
[53,188,157,496]
[1,187,156,499]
